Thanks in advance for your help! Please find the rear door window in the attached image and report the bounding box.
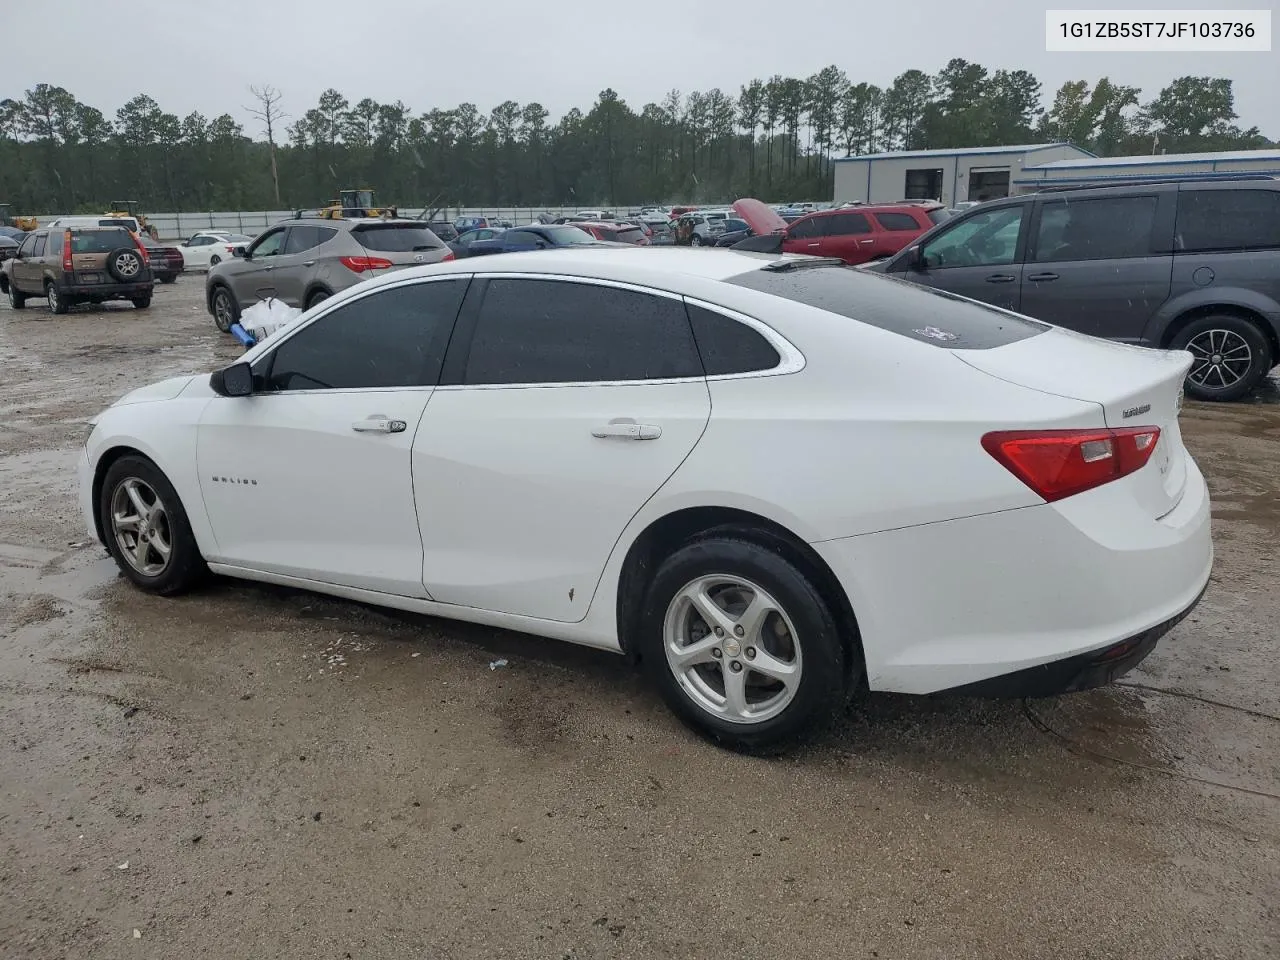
[32,235,47,257]
[726,264,1046,350]
[456,279,702,385]
[823,213,872,235]
[258,279,468,391]
[1176,189,1280,252]
[1031,195,1159,262]
[284,225,338,254]
[352,224,445,252]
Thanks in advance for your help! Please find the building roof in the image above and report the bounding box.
[1023,148,1280,171]
[835,143,1090,162]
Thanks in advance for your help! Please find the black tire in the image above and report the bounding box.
[46,282,69,315]
[210,284,238,332]
[132,296,152,309]
[106,248,145,283]
[209,254,222,267]
[639,535,848,753]
[690,234,703,246]
[1170,313,1273,402]
[99,455,206,595]
[159,274,177,284]
[7,281,24,308]
[305,289,330,310]
[0,273,8,294]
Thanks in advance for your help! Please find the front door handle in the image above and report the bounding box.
[858,238,875,244]
[352,415,407,434]
[985,274,1016,283]
[1027,272,1059,282]
[302,260,316,267]
[592,419,661,440]
[807,242,821,248]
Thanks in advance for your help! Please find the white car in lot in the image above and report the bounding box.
[177,231,254,270]
[78,248,1212,751]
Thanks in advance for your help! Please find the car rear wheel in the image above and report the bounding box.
[100,455,206,595]
[132,296,152,309]
[46,282,68,315]
[641,535,848,752]
[690,234,703,246]
[1172,314,1273,402]
[305,289,330,310]
[159,275,177,284]
[211,285,238,332]
[209,254,222,267]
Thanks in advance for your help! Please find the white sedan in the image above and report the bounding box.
[77,248,1212,751]
[176,232,253,270]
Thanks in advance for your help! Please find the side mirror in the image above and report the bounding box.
[905,246,924,270]
[233,246,248,259]
[210,361,255,397]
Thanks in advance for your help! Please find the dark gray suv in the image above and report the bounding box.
[205,216,454,332]
[872,175,1280,401]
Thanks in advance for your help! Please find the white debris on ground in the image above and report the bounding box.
[489,659,509,671]
[312,635,373,676]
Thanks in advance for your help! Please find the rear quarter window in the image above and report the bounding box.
[726,265,1047,350]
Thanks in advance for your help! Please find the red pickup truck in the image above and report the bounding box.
[732,199,947,265]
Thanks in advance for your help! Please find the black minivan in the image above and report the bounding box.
[869,175,1280,401]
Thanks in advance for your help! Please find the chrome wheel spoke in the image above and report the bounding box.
[722,664,750,719]
[682,582,737,637]
[735,593,774,645]
[669,634,720,669]
[748,646,799,686]
[123,480,149,519]
[110,477,172,577]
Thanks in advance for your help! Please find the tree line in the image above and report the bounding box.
[0,61,1271,215]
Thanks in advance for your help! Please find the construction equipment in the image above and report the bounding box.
[104,200,158,238]
[0,203,38,231]
[318,189,399,220]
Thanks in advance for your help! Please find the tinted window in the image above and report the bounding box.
[17,235,36,256]
[351,224,443,252]
[874,211,922,231]
[726,265,1046,350]
[788,217,822,239]
[428,222,459,241]
[928,209,951,225]
[504,230,543,248]
[824,213,871,235]
[1032,196,1158,263]
[70,228,135,253]
[284,225,338,254]
[32,236,47,257]
[260,279,466,391]
[687,304,781,375]
[920,205,1025,268]
[1177,189,1280,252]
[461,279,702,385]
[541,226,597,245]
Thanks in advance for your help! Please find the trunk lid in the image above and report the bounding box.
[957,327,1192,518]
[732,198,789,237]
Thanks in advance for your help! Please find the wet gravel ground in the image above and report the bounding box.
[1,279,1278,960]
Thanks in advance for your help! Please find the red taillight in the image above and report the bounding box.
[338,255,394,273]
[981,426,1161,503]
[62,230,73,272]
[440,250,456,262]
[225,245,237,253]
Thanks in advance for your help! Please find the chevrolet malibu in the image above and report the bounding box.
[79,248,1213,751]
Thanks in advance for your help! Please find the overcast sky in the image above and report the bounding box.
[5,0,1276,137]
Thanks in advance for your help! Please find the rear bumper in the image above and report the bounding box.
[811,450,1213,695]
[939,581,1205,698]
[62,282,153,299]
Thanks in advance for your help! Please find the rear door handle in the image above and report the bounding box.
[807,242,821,248]
[1027,272,1059,282]
[592,419,661,440]
[352,415,407,434]
[985,274,1016,283]
[858,238,875,244]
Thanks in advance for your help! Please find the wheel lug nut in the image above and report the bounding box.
[729,661,743,673]
[711,648,722,659]
[713,627,724,637]
[745,647,756,659]
[733,625,744,637]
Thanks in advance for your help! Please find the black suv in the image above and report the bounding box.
[871,175,1280,401]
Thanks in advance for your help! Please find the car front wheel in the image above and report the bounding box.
[641,535,848,752]
[100,455,206,595]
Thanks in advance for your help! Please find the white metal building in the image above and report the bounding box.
[1014,148,1280,191]
[832,143,1094,207]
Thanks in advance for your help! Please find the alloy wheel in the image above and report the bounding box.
[1185,329,1252,391]
[663,574,802,724]
[46,286,59,312]
[110,477,173,577]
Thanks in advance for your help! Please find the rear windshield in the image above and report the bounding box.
[726,264,1047,350]
[351,223,443,252]
[70,228,134,253]
[928,209,951,224]
[614,227,646,244]
[428,222,459,241]
[542,226,597,245]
